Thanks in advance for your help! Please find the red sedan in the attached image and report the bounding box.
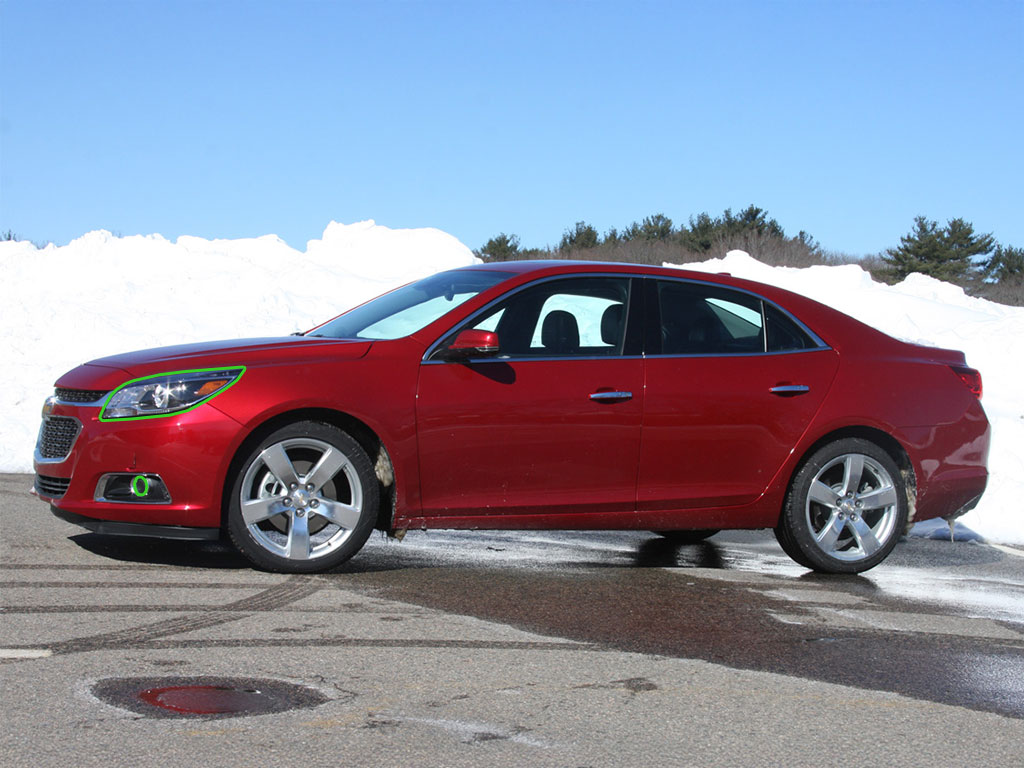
[33,261,989,574]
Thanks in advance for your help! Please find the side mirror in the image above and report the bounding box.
[443,329,500,360]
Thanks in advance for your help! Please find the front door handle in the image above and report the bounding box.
[590,391,633,402]
[769,384,810,396]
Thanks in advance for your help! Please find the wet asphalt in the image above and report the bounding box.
[34,504,1024,718]
[2,472,1023,766]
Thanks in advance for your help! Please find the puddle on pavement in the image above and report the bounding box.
[91,676,329,719]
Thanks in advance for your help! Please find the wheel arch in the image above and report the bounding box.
[219,407,397,533]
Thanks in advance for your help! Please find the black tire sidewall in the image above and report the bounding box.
[227,421,379,573]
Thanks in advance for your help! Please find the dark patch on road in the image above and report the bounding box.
[576,677,658,694]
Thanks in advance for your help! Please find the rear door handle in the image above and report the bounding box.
[769,385,810,396]
[590,391,633,402]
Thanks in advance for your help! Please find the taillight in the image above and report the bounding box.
[951,365,983,399]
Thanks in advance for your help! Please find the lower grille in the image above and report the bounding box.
[37,416,80,460]
[35,474,71,498]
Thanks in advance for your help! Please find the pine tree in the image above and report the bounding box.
[883,217,944,279]
[943,218,995,278]
[682,212,717,252]
[475,233,521,262]
[622,213,673,241]
[883,216,994,282]
[985,244,1024,283]
[559,221,600,251]
[723,205,784,239]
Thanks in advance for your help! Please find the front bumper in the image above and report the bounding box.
[33,398,243,530]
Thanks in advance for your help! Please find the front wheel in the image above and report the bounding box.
[775,438,907,574]
[227,421,379,573]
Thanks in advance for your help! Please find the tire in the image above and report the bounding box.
[653,530,719,544]
[775,438,907,574]
[227,421,379,573]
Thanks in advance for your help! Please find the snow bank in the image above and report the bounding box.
[669,251,1024,544]
[0,229,1019,544]
[0,220,477,472]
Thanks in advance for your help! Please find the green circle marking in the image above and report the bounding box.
[131,475,151,498]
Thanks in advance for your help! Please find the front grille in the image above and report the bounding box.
[35,474,71,498]
[55,388,108,403]
[38,416,80,459]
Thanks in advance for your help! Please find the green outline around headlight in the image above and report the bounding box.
[99,366,246,422]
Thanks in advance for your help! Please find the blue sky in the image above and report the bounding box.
[1,0,1021,256]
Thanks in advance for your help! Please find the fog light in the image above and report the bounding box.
[95,474,172,504]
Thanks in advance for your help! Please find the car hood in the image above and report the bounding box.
[54,337,373,391]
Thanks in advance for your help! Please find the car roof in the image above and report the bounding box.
[459,259,726,280]
[455,259,812,302]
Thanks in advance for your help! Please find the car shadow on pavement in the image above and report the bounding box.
[66,531,459,573]
[69,533,251,569]
[632,537,727,569]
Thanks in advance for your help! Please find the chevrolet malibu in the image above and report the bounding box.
[33,261,990,574]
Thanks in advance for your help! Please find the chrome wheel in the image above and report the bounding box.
[228,422,378,572]
[805,453,899,563]
[775,437,907,574]
[240,437,363,561]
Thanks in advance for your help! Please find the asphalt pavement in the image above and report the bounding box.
[2,473,1022,767]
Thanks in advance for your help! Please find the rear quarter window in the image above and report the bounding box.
[764,303,818,352]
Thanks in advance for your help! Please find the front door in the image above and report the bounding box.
[416,276,643,521]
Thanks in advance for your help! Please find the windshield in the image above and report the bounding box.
[308,269,513,340]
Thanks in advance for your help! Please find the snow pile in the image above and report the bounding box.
[0,220,477,471]
[0,228,1019,544]
[670,251,1024,545]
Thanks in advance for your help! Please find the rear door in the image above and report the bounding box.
[416,276,644,520]
[639,278,839,512]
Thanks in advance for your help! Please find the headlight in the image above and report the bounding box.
[100,367,245,420]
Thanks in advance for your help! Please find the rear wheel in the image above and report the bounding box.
[775,438,906,574]
[227,421,378,573]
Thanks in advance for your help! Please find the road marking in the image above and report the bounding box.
[0,648,52,659]
[802,607,1023,640]
[991,544,1024,559]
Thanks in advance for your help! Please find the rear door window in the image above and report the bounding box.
[654,280,764,355]
[652,279,822,355]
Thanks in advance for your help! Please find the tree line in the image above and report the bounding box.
[475,206,1023,306]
